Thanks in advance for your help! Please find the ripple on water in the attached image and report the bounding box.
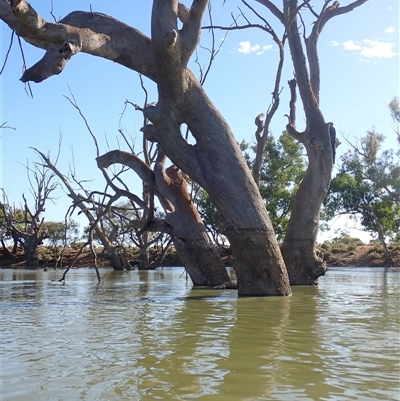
[1,267,399,401]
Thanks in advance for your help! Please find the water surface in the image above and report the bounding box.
[1,267,399,400]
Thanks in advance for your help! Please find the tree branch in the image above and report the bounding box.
[180,0,209,66]
[253,0,284,22]
[0,1,155,83]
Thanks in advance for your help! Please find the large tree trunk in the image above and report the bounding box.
[279,2,333,285]
[281,123,331,284]
[24,239,39,268]
[107,247,128,271]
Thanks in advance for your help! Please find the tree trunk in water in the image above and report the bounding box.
[24,240,39,268]
[137,250,149,270]
[173,237,230,286]
[97,149,231,286]
[107,246,128,271]
[228,226,290,295]
[378,230,394,267]
[281,124,331,284]
[157,163,231,287]
[137,232,150,270]
[147,3,291,296]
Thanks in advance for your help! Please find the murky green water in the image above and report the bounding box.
[1,267,399,401]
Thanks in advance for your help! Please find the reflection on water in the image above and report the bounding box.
[1,267,399,401]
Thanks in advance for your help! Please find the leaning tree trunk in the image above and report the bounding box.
[144,0,291,296]
[97,149,231,287]
[157,163,231,287]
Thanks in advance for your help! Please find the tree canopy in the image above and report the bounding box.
[324,128,399,265]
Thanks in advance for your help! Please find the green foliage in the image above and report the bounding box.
[258,133,305,240]
[71,241,87,250]
[0,205,25,242]
[329,231,363,245]
[42,220,80,250]
[195,132,306,242]
[324,129,400,241]
[388,96,400,144]
[194,189,226,245]
[245,132,306,240]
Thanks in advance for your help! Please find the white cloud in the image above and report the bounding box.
[384,26,397,33]
[343,40,361,51]
[263,45,273,50]
[342,39,397,58]
[237,41,272,55]
[329,40,339,47]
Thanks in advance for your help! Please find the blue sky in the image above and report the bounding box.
[0,0,399,241]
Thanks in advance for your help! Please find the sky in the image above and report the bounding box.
[0,0,399,243]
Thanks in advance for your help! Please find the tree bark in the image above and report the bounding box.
[24,238,40,267]
[144,0,290,295]
[280,124,331,284]
[158,162,231,286]
[377,227,394,267]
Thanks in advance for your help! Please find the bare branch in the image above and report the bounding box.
[0,29,14,75]
[64,86,100,157]
[0,122,16,130]
[253,0,284,22]
[285,78,304,142]
[180,0,209,65]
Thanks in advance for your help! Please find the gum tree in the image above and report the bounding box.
[324,129,400,266]
[253,0,369,284]
[0,0,291,295]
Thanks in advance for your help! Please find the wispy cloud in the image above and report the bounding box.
[342,39,397,58]
[237,41,272,55]
[384,26,397,33]
[329,40,339,47]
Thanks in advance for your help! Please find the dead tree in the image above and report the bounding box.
[0,160,58,267]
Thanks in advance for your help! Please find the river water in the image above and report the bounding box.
[1,267,399,401]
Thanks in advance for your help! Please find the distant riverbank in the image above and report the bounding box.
[1,242,399,269]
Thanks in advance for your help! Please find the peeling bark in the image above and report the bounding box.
[97,149,231,286]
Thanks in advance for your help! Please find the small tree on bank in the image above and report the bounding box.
[324,129,400,266]
[0,160,58,267]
